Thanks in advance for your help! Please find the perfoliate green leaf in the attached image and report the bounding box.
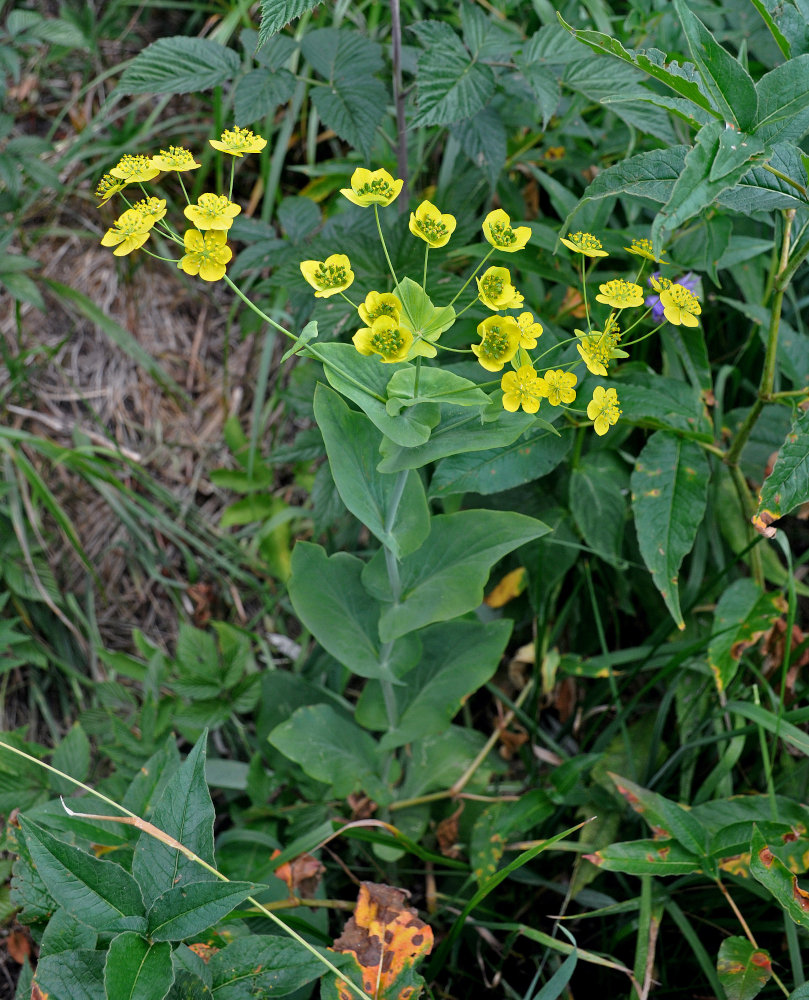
[104,933,174,1000]
[386,367,487,414]
[586,838,702,876]
[115,37,240,96]
[314,385,430,559]
[209,935,328,998]
[631,431,710,629]
[362,509,549,641]
[754,405,809,533]
[750,826,809,930]
[18,817,146,933]
[259,0,323,44]
[132,734,218,907]
[673,0,758,130]
[269,705,388,802]
[652,121,770,252]
[288,541,420,681]
[412,20,495,126]
[147,881,259,942]
[717,936,772,1000]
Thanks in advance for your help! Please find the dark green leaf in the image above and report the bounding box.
[314,385,430,559]
[18,817,145,933]
[630,431,710,629]
[105,933,174,1000]
[258,0,323,44]
[717,936,773,1000]
[233,68,296,123]
[673,0,758,130]
[209,936,327,998]
[362,510,549,641]
[269,705,388,802]
[750,826,809,930]
[132,734,218,906]
[708,580,783,694]
[386,368,487,414]
[513,59,559,129]
[587,838,702,875]
[34,950,105,1000]
[412,20,495,126]
[147,880,259,941]
[311,78,387,160]
[453,107,507,187]
[719,142,809,214]
[288,541,420,681]
[49,722,90,794]
[569,451,628,565]
[39,907,97,954]
[754,55,809,143]
[618,373,712,439]
[115,37,240,95]
[608,773,709,857]
[754,406,809,530]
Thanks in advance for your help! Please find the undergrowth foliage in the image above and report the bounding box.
[3,0,809,997]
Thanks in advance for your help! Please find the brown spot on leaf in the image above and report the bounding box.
[583,852,603,866]
[752,510,778,538]
[758,846,774,867]
[751,951,771,969]
[792,877,809,910]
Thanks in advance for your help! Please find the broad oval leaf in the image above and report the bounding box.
[147,881,259,942]
[631,431,710,629]
[105,932,174,1000]
[34,950,106,1000]
[708,579,784,693]
[750,826,809,930]
[116,37,240,96]
[717,936,772,1000]
[586,838,702,876]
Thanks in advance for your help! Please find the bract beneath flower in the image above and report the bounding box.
[353,315,413,363]
[341,167,403,208]
[482,209,531,253]
[209,127,266,157]
[184,193,241,231]
[472,315,520,372]
[178,229,232,282]
[409,200,456,247]
[300,254,354,298]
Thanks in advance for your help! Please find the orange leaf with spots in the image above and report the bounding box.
[326,882,433,1000]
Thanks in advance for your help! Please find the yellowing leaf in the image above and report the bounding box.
[484,567,526,608]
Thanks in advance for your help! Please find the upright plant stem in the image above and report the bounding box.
[378,469,409,731]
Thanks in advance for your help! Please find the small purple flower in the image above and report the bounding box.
[646,272,698,323]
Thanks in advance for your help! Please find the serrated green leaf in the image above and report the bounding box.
[132,734,217,906]
[453,107,507,188]
[311,78,387,160]
[39,907,98,954]
[750,826,809,930]
[673,0,758,130]
[259,0,323,44]
[631,431,710,629]
[569,451,627,565]
[754,406,809,530]
[413,21,495,126]
[361,510,549,641]
[49,722,90,794]
[209,935,328,999]
[708,579,783,693]
[18,817,145,933]
[34,950,106,1000]
[147,880,259,941]
[105,933,174,1000]
[270,705,387,802]
[288,541,420,681]
[717,936,772,1000]
[233,67,295,123]
[115,37,240,96]
[514,59,560,129]
[314,385,430,559]
[587,838,702,875]
[652,121,770,251]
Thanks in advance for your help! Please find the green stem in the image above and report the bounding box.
[423,244,429,293]
[375,203,400,289]
[378,469,409,731]
[224,274,292,338]
[447,247,495,307]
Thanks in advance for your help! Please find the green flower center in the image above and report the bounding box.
[115,155,152,179]
[569,231,602,252]
[221,127,257,147]
[668,286,699,311]
[358,178,393,198]
[481,326,509,358]
[481,274,505,299]
[417,216,448,240]
[317,263,348,288]
[95,174,118,198]
[368,302,398,320]
[371,328,405,356]
[489,222,516,246]
[133,198,163,218]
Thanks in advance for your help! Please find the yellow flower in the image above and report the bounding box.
[587,385,621,436]
[516,311,543,349]
[300,254,354,298]
[482,209,531,253]
[184,193,242,231]
[575,328,628,377]
[341,167,403,208]
[659,282,701,327]
[536,369,577,406]
[109,154,160,184]
[209,127,267,157]
[625,237,664,263]
[100,208,152,256]
[130,197,167,228]
[95,172,126,206]
[501,365,543,414]
[353,315,413,363]
[151,146,201,172]
[472,315,521,372]
[559,232,608,258]
[595,279,644,309]
[409,200,456,247]
[358,291,402,326]
[477,266,524,311]
[178,229,232,282]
